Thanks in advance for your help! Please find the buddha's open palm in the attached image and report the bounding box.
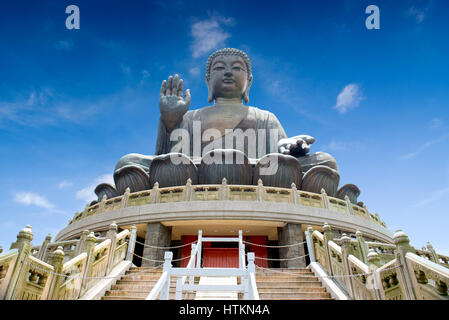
[159,74,191,131]
[278,135,315,157]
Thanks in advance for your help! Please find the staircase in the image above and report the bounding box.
[102,266,332,300]
[255,268,333,300]
[102,266,195,300]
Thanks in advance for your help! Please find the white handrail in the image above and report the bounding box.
[146,271,168,300]
[146,229,260,300]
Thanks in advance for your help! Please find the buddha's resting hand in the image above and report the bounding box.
[159,74,191,132]
[278,135,315,157]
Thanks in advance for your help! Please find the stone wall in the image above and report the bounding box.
[142,223,172,267]
[278,223,306,268]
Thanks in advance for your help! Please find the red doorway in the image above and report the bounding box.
[180,235,268,268]
[202,248,239,268]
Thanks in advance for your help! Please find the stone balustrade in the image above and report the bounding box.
[307,224,449,300]
[69,180,387,228]
[0,223,137,300]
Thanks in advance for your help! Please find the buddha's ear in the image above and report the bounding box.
[206,79,214,103]
[243,75,253,104]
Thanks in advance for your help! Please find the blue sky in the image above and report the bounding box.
[1,0,448,255]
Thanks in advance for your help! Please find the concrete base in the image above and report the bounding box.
[79,260,132,300]
[278,223,306,268]
[142,222,172,267]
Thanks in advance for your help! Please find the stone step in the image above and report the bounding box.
[126,269,163,275]
[258,287,326,293]
[105,290,149,298]
[116,279,179,286]
[120,274,168,281]
[256,269,312,274]
[129,267,163,271]
[256,280,323,287]
[102,293,194,300]
[256,275,318,282]
[258,292,331,299]
[260,297,334,301]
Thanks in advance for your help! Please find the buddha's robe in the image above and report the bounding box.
[114,104,338,175]
[155,104,286,162]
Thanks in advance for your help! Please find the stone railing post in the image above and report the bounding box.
[356,231,369,263]
[75,230,90,256]
[185,178,193,201]
[189,244,197,285]
[291,183,298,204]
[425,242,439,263]
[304,226,315,263]
[5,225,34,300]
[393,230,420,300]
[196,230,203,268]
[98,195,107,213]
[151,182,160,203]
[37,234,52,261]
[257,179,264,202]
[126,225,137,261]
[106,222,118,274]
[321,188,329,209]
[367,249,381,300]
[160,251,173,300]
[121,187,130,208]
[48,246,65,299]
[340,234,355,298]
[345,195,354,215]
[322,223,333,275]
[220,178,228,200]
[80,232,97,295]
[246,252,256,300]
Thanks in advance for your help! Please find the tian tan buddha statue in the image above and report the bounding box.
[94,48,361,205]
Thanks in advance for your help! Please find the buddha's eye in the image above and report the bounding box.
[213,66,225,71]
[232,66,243,71]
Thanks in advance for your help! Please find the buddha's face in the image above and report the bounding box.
[208,55,251,102]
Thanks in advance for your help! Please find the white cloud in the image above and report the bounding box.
[76,174,114,203]
[407,1,433,24]
[399,133,449,160]
[333,83,364,114]
[58,180,73,189]
[14,192,55,210]
[411,186,449,208]
[190,16,234,58]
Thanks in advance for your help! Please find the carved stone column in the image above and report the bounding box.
[142,223,172,267]
[277,223,306,268]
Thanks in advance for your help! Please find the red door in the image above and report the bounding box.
[202,248,239,268]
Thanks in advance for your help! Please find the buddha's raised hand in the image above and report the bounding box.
[278,135,315,157]
[159,74,191,132]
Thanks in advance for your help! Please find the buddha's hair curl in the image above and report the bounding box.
[205,48,252,81]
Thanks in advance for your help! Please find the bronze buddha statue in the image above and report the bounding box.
[96,48,358,203]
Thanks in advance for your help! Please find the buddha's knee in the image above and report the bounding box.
[113,153,154,195]
[297,152,340,197]
[253,153,302,188]
[297,151,339,173]
[149,153,198,188]
[198,149,252,185]
[114,153,154,174]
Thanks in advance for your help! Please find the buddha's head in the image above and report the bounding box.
[205,48,253,103]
